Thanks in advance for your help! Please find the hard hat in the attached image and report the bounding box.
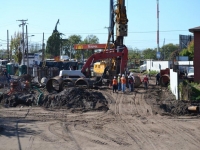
[118,74,121,76]
[122,74,125,77]
[128,76,131,78]
[114,76,116,78]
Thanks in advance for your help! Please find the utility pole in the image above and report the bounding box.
[42,32,45,62]
[10,36,12,62]
[70,45,72,59]
[157,0,160,52]
[17,19,28,65]
[26,25,29,74]
[7,30,9,61]
[163,38,165,60]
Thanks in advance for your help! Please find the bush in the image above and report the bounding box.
[190,82,200,101]
[129,68,140,73]
[179,80,200,101]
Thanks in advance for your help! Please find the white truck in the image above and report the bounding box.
[139,61,146,72]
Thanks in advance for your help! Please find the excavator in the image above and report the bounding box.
[46,0,141,93]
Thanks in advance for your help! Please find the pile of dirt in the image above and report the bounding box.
[41,87,109,112]
[153,88,199,116]
[0,93,36,107]
[159,100,191,115]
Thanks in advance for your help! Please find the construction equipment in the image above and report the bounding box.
[160,68,170,86]
[46,0,141,93]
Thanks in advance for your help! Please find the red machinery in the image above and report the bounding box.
[46,0,140,92]
[160,68,170,86]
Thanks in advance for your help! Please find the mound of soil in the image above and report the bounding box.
[0,93,36,107]
[149,87,199,116]
[41,87,109,111]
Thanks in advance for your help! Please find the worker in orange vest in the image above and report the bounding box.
[112,76,118,93]
[121,74,126,93]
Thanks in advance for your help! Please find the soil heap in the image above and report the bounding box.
[42,87,109,111]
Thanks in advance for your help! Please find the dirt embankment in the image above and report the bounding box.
[0,76,199,116]
[0,76,200,150]
[144,77,199,116]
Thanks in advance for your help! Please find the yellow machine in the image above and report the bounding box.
[93,62,107,76]
[93,59,116,77]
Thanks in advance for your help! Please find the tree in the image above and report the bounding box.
[142,48,156,59]
[160,43,179,60]
[46,32,63,57]
[128,50,141,62]
[179,41,194,60]
[63,35,82,59]
[82,35,99,58]
[10,32,22,64]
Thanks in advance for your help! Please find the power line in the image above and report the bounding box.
[28,29,189,35]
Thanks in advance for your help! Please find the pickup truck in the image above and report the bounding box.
[187,67,194,82]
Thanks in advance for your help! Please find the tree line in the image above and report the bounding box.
[8,30,194,65]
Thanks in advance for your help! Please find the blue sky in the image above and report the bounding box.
[0,0,200,50]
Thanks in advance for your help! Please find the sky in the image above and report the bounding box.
[0,0,200,51]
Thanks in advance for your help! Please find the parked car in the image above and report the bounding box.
[187,67,194,82]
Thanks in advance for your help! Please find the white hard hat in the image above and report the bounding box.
[118,73,121,76]
[122,74,125,77]
[114,76,116,78]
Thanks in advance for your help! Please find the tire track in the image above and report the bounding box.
[73,123,132,146]
[106,90,158,149]
[157,119,200,148]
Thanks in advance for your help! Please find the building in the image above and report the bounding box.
[189,26,200,83]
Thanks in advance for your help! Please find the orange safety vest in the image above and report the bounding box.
[121,77,126,84]
[112,79,117,85]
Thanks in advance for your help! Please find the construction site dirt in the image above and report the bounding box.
[0,77,200,150]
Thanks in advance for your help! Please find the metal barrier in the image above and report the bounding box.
[33,67,59,83]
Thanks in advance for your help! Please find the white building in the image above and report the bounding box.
[23,53,42,67]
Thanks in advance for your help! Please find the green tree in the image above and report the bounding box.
[179,41,194,60]
[10,32,22,64]
[64,35,82,59]
[160,43,179,60]
[142,48,156,59]
[46,32,63,57]
[128,50,141,62]
[82,35,99,58]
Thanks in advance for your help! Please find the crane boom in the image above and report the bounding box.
[114,0,128,46]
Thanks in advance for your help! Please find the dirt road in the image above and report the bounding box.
[0,78,200,150]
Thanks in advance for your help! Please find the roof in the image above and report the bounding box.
[189,26,200,33]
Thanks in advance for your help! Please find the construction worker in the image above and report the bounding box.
[121,74,126,93]
[156,72,160,85]
[142,75,149,90]
[117,74,121,91]
[129,73,135,92]
[112,76,117,93]
[128,76,132,92]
